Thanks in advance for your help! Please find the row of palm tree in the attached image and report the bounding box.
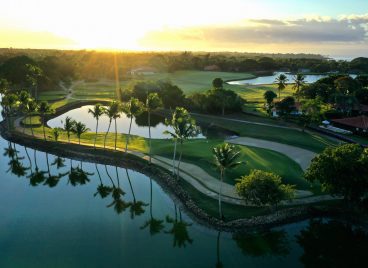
[274,73,306,101]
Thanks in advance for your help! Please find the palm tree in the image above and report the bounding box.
[25,64,43,100]
[39,101,53,140]
[72,121,89,145]
[1,93,18,129]
[88,104,105,149]
[213,143,241,219]
[165,107,198,179]
[146,93,162,163]
[274,73,288,100]
[52,127,61,141]
[122,98,144,152]
[103,101,120,149]
[18,90,31,133]
[0,78,9,97]
[63,116,74,143]
[24,99,38,136]
[292,73,305,101]
[164,107,190,176]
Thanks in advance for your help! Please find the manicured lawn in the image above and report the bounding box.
[23,126,308,190]
[39,90,66,101]
[237,84,296,102]
[192,114,338,153]
[21,115,42,126]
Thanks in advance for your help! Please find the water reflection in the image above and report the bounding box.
[2,139,368,267]
[233,230,290,257]
[296,219,368,268]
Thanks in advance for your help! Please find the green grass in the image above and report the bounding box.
[192,114,338,153]
[39,90,67,101]
[22,125,309,190]
[21,115,42,126]
[238,84,296,102]
[151,138,307,189]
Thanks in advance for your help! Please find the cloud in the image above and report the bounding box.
[139,14,368,53]
[0,28,77,49]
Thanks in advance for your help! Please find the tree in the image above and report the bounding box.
[63,116,75,143]
[0,78,9,96]
[235,170,295,207]
[24,99,38,136]
[355,88,368,105]
[274,73,288,100]
[38,101,53,140]
[304,144,368,203]
[52,127,60,141]
[212,78,224,89]
[275,96,295,117]
[88,104,105,149]
[213,143,242,218]
[263,90,277,114]
[299,98,329,130]
[103,101,120,149]
[165,107,198,179]
[292,73,305,100]
[122,98,144,152]
[25,63,43,100]
[335,76,361,95]
[1,93,19,129]
[146,93,162,163]
[72,121,89,144]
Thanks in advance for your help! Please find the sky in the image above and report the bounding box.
[0,0,367,58]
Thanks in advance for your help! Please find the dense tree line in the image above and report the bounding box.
[1,49,367,83]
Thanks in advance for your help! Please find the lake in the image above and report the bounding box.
[0,99,367,267]
[227,72,357,85]
[47,105,237,140]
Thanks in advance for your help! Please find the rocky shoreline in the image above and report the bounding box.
[0,121,343,232]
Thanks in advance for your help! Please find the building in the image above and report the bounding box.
[331,115,368,134]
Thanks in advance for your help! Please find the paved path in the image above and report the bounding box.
[227,137,317,171]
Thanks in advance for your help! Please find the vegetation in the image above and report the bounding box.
[304,144,368,203]
[235,170,295,207]
[122,98,144,152]
[88,104,105,148]
[213,143,242,218]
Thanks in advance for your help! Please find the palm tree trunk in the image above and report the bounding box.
[29,115,34,136]
[219,169,223,219]
[114,118,117,151]
[78,136,81,145]
[172,139,177,175]
[125,117,133,152]
[104,120,112,148]
[42,115,46,140]
[94,119,99,149]
[278,88,281,100]
[176,140,183,180]
[222,105,225,116]
[148,111,152,164]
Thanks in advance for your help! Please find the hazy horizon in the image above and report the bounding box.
[1,0,367,58]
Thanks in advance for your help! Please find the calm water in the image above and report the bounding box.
[227,72,357,85]
[1,100,367,267]
[48,105,205,139]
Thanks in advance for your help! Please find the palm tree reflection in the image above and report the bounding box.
[165,204,193,248]
[68,161,93,186]
[105,165,130,214]
[140,177,164,235]
[125,168,148,219]
[94,164,112,199]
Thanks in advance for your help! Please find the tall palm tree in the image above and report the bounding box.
[165,107,198,179]
[38,101,53,140]
[24,99,38,136]
[164,107,190,176]
[213,143,241,219]
[25,64,43,101]
[88,104,105,149]
[103,101,120,149]
[72,121,89,145]
[18,90,31,133]
[0,78,9,97]
[274,73,288,100]
[146,93,162,163]
[122,98,144,152]
[1,93,18,129]
[292,73,305,101]
[63,116,74,143]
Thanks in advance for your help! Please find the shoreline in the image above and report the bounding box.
[0,121,345,232]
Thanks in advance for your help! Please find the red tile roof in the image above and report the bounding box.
[332,115,368,130]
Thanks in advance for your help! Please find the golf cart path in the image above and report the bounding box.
[227,137,317,171]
